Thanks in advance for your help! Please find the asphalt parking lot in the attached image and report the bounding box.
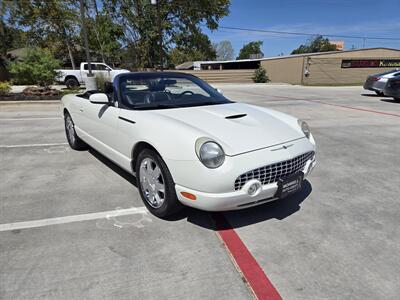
[1,85,399,300]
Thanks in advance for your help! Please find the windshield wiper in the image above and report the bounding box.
[133,103,180,110]
[183,101,227,107]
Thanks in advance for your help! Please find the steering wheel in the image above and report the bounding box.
[177,91,194,97]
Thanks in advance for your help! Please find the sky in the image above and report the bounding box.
[203,0,400,58]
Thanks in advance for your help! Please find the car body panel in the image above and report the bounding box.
[383,76,400,99]
[152,103,304,156]
[61,72,316,211]
[364,70,400,93]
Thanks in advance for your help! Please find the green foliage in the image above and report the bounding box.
[6,0,230,69]
[104,0,229,68]
[0,81,12,95]
[95,73,111,92]
[252,66,269,83]
[10,48,61,87]
[169,40,216,67]
[237,41,264,59]
[214,40,234,61]
[291,35,337,54]
[9,0,81,69]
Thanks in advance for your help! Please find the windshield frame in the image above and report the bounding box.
[114,72,233,110]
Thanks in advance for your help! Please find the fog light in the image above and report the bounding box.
[247,180,262,196]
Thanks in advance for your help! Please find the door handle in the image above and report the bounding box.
[79,108,84,112]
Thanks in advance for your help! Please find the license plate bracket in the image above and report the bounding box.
[275,172,304,199]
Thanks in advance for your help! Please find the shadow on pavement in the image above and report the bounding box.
[361,93,389,97]
[89,148,137,187]
[88,147,312,230]
[380,98,400,104]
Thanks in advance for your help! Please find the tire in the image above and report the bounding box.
[65,77,80,89]
[394,98,400,102]
[136,149,182,218]
[375,91,384,96]
[64,112,88,150]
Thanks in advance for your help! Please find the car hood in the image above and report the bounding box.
[153,102,304,156]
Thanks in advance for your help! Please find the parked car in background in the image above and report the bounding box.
[363,69,400,96]
[383,76,400,101]
[57,62,129,88]
[61,72,316,217]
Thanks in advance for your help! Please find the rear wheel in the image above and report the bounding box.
[375,91,384,96]
[64,112,87,150]
[136,149,182,218]
[65,77,80,89]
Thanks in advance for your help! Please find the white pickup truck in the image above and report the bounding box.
[57,62,129,88]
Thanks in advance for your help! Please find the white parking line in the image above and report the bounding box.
[0,117,61,121]
[0,142,69,148]
[0,207,148,232]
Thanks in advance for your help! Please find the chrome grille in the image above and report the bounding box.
[234,151,315,191]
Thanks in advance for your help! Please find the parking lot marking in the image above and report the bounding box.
[0,207,148,232]
[254,93,400,118]
[212,213,282,300]
[309,100,400,118]
[0,142,69,148]
[0,117,61,121]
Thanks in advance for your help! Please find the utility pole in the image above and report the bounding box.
[79,0,96,90]
[151,0,163,71]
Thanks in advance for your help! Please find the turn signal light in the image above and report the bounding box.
[181,192,197,200]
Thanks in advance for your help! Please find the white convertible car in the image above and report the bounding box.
[62,72,316,217]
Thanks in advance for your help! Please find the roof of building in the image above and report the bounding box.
[194,47,400,65]
[7,47,29,59]
[175,61,194,70]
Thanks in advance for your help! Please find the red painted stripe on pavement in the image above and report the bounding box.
[264,94,400,118]
[309,100,400,118]
[211,213,282,300]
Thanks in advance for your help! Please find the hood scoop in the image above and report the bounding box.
[225,113,247,119]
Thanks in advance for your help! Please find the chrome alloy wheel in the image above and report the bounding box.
[139,158,166,208]
[65,115,76,144]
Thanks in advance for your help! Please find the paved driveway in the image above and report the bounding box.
[1,85,399,299]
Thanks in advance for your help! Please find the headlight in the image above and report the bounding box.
[197,140,225,168]
[298,119,311,139]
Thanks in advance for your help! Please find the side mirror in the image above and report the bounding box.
[216,88,223,95]
[89,93,109,104]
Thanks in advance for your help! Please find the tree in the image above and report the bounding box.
[252,66,269,83]
[8,0,80,69]
[214,40,234,61]
[0,2,28,80]
[169,44,216,67]
[85,1,125,65]
[104,0,230,68]
[237,41,263,60]
[10,48,61,87]
[291,35,337,54]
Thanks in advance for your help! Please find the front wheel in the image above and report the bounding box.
[64,112,87,150]
[65,77,80,89]
[394,97,400,102]
[136,149,182,218]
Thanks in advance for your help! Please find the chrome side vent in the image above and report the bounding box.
[225,114,247,119]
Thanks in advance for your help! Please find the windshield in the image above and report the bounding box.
[118,73,231,110]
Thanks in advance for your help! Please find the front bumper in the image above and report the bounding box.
[175,156,316,211]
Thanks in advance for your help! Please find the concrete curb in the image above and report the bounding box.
[0,100,60,105]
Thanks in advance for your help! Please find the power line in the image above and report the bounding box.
[213,25,400,41]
